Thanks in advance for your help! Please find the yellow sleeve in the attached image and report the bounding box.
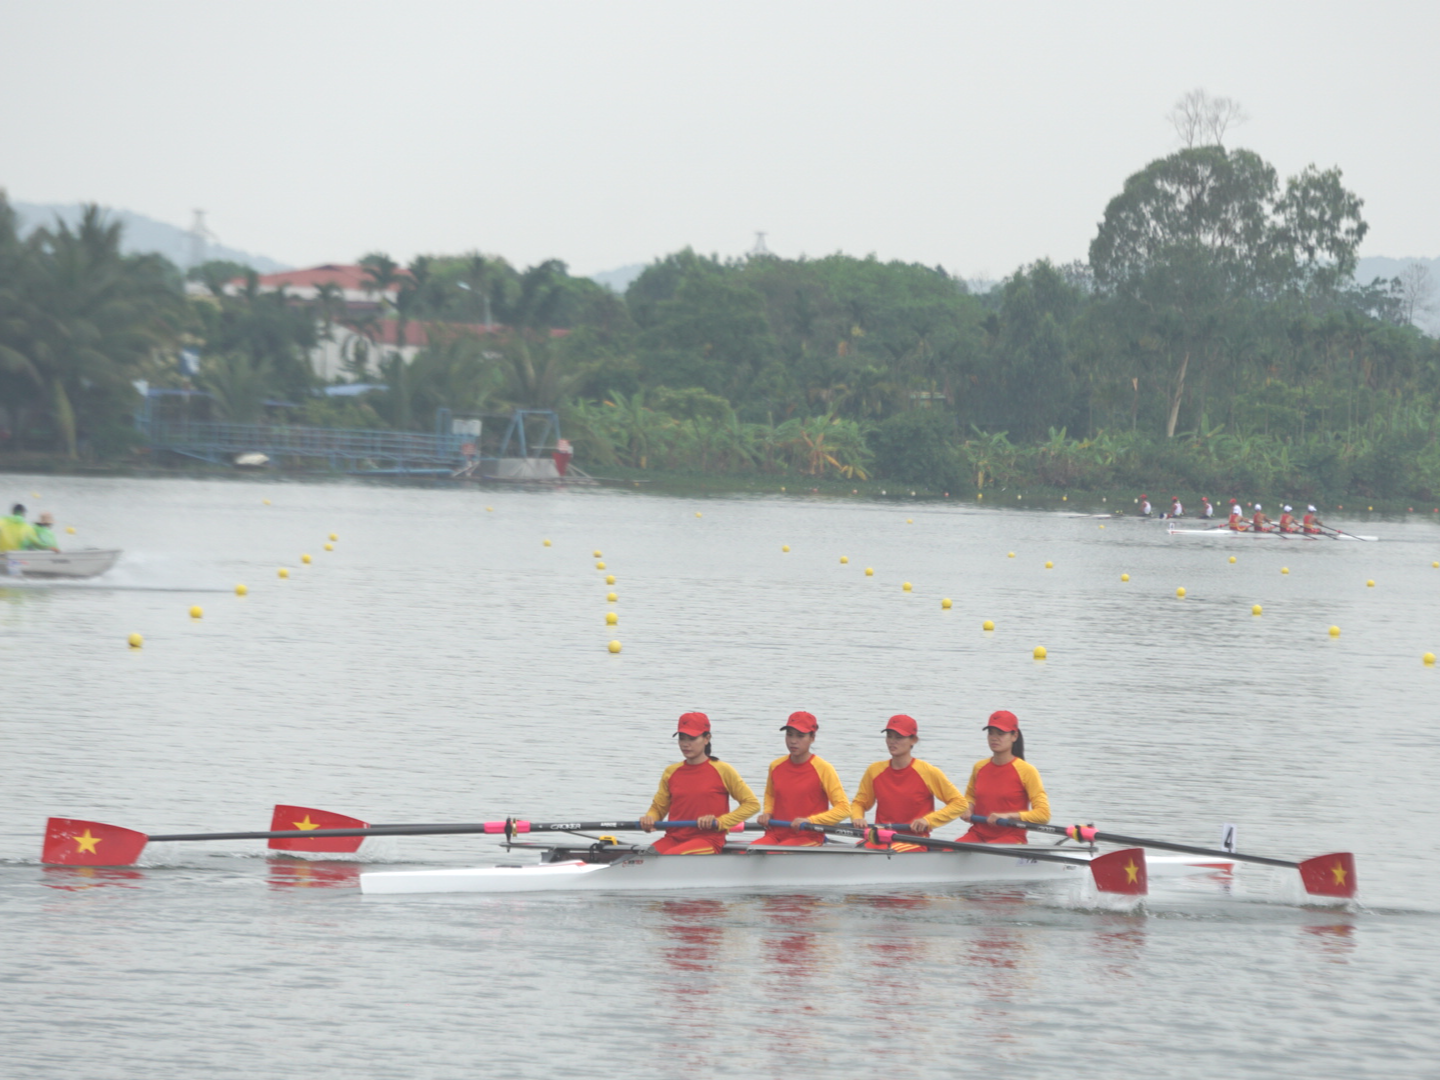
[804,756,852,826]
[915,760,968,828]
[762,756,787,816]
[644,763,681,820]
[1013,760,1051,824]
[713,760,760,828]
[850,762,885,822]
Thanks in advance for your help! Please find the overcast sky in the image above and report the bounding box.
[4,1,1438,278]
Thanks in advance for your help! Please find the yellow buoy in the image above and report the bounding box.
[278,568,289,579]
[66,526,76,534]
[977,492,983,500]
[544,539,552,547]
[1433,561,1439,568]
[782,545,790,552]
[1368,506,1373,511]
[1007,552,1015,559]
[865,567,874,576]
[1176,586,1186,598]
[1228,556,1237,564]
[1045,561,1053,569]
[1424,652,1436,666]
[189,605,203,619]
[605,612,618,626]
[235,584,247,596]
[902,582,912,592]
[906,518,913,524]
[983,619,995,631]
[302,553,312,564]
[486,506,494,512]
[840,556,849,564]
[1099,525,1105,529]
[329,533,337,541]
[941,598,952,609]
[605,575,615,585]
[608,640,622,654]
[1062,495,1068,501]
[1281,567,1289,575]
[128,632,143,649]
[1329,625,1341,637]
[596,561,606,570]
[1366,579,1375,588]
[324,542,333,551]
[1252,604,1262,616]
[1121,573,1130,582]
[695,512,703,518]
[263,499,271,505]
[607,591,617,602]
[593,550,602,558]
[1033,645,1047,660]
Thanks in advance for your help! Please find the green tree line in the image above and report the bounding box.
[3,140,1438,499]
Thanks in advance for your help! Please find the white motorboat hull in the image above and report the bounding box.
[3,549,121,579]
[1166,527,1375,541]
[359,847,1232,896]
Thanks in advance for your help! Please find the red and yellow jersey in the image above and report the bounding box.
[755,754,849,844]
[645,758,759,847]
[1302,513,1318,532]
[850,759,966,831]
[959,758,1050,843]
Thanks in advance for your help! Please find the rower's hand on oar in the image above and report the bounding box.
[756,812,771,827]
[696,815,719,831]
[639,815,657,832]
[959,811,973,822]
[909,818,931,835]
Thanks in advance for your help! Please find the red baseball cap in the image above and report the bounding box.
[781,710,818,733]
[985,710,1019,732]
[882,714,918,737]
[674,712,710,736]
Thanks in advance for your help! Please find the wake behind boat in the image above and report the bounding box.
[4,548,122,578]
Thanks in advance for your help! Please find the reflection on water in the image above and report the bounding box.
[265,858,362,890]
[39,865,145,892]
[1300,920,1357,960]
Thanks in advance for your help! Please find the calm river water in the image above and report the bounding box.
[2,475,1438,1079]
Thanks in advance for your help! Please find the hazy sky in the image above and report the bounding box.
[5,1,1438,277]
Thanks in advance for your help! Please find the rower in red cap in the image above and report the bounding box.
[749,711,850,847]
[956,710,1050,844]
[849,714,966,851]
[639,712,759,854]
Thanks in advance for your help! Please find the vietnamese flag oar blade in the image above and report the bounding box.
[1297,852,1357,899]
[1088,848,1148,896]
[267,805,369,853]
[42,817,148,867]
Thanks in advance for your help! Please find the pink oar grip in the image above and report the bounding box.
[875,829,896,843]
[482,820,531,833]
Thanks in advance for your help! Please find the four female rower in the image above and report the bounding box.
[640,712,760,853]
[956,710,1050,844]
[1277,505,1298,533]
[1302,505,1323,534]
[849,715,966,851]
[1227,500,1245,530]
[750,711,850,846]
[1251,503,1272,532]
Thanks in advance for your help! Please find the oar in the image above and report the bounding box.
[776,821,1146,895]
[1319,523,1374,542]
[969,815,1355,898]
[40,815,726,867]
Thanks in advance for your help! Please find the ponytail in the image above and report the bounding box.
[1013,731,1025,760]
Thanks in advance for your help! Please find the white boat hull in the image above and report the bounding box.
[4,549,122,579]
[359,847,1232,896]
[1166,527,1375,541]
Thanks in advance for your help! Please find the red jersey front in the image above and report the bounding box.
[957,758,1051,844]
[645,759,759,852]
[872,763,937,824]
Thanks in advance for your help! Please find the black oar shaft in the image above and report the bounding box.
[146,820,666,844]
[792,822,1092,867]
[973,817,1298,869]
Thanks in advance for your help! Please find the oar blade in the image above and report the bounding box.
[1089,847,1148,895]
[1297,852,1357,899]
[42,817,148,867]
[268,805,369,852]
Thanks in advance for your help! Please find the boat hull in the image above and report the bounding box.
[359,848,1231,896]
[4,549,121,578]
[1165,527,1375,541]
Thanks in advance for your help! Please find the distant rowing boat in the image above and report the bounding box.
[3,549,122,578]
[358,840,1228,896]
[1166,525,1376,541]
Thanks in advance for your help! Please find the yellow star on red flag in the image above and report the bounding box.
[293,816,320,831]
[73,830,102,854]
[1124,859,1139,884]
[1331,862,1347,885]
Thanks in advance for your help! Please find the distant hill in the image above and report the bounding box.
[590,263,646,294]
[12,201,288,274]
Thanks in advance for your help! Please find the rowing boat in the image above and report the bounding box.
[3,548,122,578]
[1165,525,1376,541]
[357,840,1230,895]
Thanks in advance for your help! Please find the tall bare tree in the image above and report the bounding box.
[1168,88,1248,148]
